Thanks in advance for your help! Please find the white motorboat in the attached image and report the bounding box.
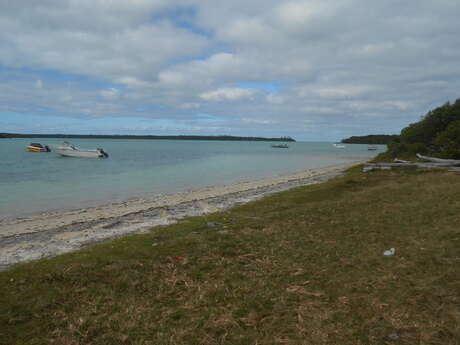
[54,142,109,158]
[333,143,345,149]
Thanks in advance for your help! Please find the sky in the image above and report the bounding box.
[1,0,459,141]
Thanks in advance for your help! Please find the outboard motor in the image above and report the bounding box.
[98,148,109,158]
[45,145,51,152]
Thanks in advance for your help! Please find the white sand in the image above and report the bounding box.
[0,162,361,269]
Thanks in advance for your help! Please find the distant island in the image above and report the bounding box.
[0,133,295,142]
[341,134,399,145]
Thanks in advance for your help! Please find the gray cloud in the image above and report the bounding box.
[0,0,459,140]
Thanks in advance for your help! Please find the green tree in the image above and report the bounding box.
[434,120,460,159]
[382,98,460,159]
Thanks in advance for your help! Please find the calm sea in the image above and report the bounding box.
[0,139,381,219]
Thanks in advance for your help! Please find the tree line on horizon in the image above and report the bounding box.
[341,135,399,145]
[0,133,296,142]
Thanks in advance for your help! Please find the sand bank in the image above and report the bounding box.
[0,162,361,269]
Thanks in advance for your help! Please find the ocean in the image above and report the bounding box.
[0,139,381,219]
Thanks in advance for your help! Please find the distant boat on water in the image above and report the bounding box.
[27,143,51,152]
[333,143,345,149]
[367,145,378,151]
[54,142,109,158]
[271,144,289,148]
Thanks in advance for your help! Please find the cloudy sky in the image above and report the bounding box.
[1,0,459,141]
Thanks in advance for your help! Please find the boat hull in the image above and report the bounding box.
[27,145,50,152]
[27,147,47,152]
[55,149,105,158]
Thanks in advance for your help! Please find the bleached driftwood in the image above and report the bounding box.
[416,153,460,166]
[363,153,460,172]
[362,165,392,172]
[363,162,413,172]
[394,158,411,163]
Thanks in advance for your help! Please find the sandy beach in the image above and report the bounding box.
[0,162,361,270]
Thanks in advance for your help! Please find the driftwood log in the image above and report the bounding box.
[416,153,460,166]
[363,153,460,172]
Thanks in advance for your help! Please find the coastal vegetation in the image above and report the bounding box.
[1,167,459,344]
[378,98,460,160]
[341,134,399,145]
[0,133,295,142]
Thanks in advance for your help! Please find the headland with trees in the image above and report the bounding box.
[378,98,460,160]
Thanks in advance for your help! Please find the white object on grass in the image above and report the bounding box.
[383,248,395,256]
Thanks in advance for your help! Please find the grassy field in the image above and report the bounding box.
[1,167,459,345]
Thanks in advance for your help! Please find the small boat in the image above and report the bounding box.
[27,143,51,152]
[367,145,378,151]
[333,143,345,149]
[271,144,289,148]
[54,142,109,158]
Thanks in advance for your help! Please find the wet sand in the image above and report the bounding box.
[0,162,361,270]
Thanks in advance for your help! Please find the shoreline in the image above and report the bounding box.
[0,161,362,270]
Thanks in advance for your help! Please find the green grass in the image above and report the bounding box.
[1,167,459,345]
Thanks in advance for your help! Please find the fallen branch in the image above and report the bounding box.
[366,162,413,167]
[416,153,460,166]
[363,162,413,172]
[394,158,411,163]
[363,153,460,172]
[363,165,392,172]
[363,161,458,172]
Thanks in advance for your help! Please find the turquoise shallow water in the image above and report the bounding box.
[0,139,382,219]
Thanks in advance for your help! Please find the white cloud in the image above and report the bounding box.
[276,1,318,31]
[315,85,373,99]
[266,93,285,104]
[358,43,395,56]
[115,77,152,89]
[100,88,121,100]
[0,2,210,81]
[1,0,460,140]
[158,70,187,86]
[382,100,413,111]
[200,88,260,102]
[242,118,278,125]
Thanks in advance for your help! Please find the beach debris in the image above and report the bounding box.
[363,153,460,172]
[197,201,220,213]
[101,220,122,229]
[384,332,400,342]
[174,255,184,261]
[383,248,395,256]
[388,333,399,340]
[207,221,222,228]
[416,153,460,165]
